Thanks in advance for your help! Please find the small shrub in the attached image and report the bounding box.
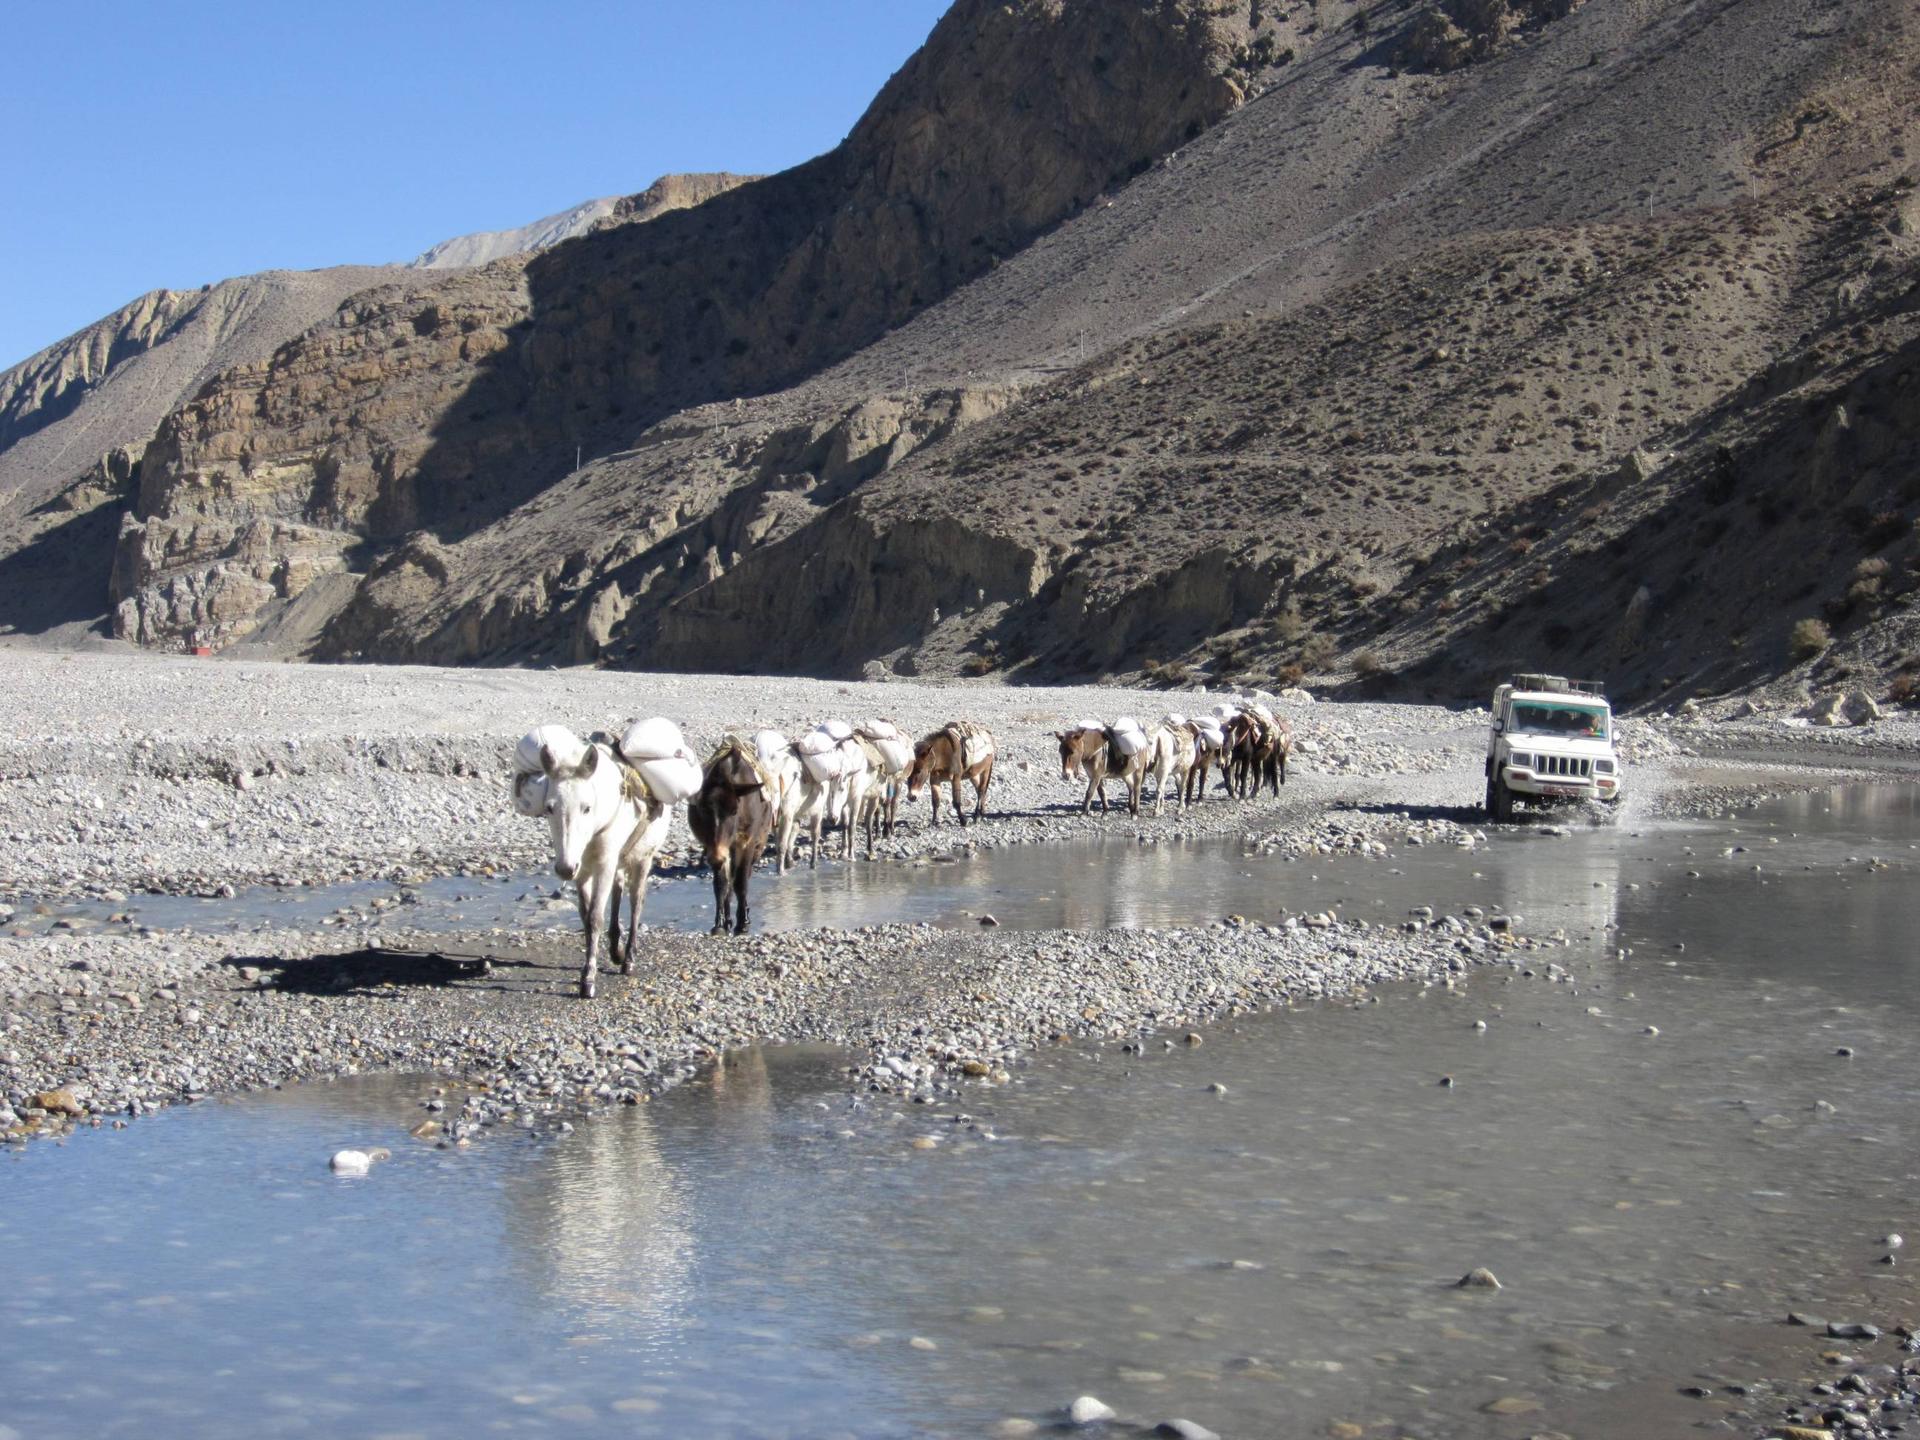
[1889,672,1919,708]
[1299,633,1336,669]
[1275,662,1306,686]
[1267,606,1307,644]
[1788,617,1832,662]
[1352,650,1387,678]
[959,654,996,677]
[1508,536,1536,557]
[1855,556,1891,582]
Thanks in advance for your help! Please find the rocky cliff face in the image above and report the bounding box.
[109,0,1265,651]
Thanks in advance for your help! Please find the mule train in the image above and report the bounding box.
[512,715,994,991]
[1055,700,1289,816]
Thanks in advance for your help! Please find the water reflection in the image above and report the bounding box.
[502,1101,694,1342]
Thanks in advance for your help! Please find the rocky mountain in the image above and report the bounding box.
[6,0,1918,707]
[408,174,754,269]
[0,176,753,640]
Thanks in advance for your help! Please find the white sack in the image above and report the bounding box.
[619,716,691,762]
[516,724,585,776]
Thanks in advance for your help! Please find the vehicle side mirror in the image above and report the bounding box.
[1491,719,1504,734]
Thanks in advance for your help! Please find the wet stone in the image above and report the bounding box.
[1068,1395,1117,1426]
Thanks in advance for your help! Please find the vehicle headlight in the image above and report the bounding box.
[1594,759,1616,774]
[1507,753,1531,769]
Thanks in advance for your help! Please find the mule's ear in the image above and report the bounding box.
[540,743,559,775]
[580,745,600,776]
[730,780,764,795]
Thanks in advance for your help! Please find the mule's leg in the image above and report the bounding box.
[974,759,992,820]
[710,851,731,935]
[604,879,624,969]
[733,858,752,934]
[808,810,822,869]
[622,853,653,974]
[931,784,942,828]
[951,775,966,828]
[1279,749,1288,787]
[580,868,615,1000]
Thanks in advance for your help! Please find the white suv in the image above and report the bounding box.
[1484,675,1622,821]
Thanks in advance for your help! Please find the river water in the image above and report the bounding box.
[4,784,1918,1438]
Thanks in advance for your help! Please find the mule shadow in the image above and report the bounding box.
[225,946,524,998]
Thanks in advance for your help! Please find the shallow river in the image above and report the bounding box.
[4,784,1919,1438]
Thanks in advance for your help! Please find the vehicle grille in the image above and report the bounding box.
[1537,754,1593,778]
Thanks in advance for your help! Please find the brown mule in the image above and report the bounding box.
[686,739,774,935]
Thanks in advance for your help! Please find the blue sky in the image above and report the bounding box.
[0,2,949,369]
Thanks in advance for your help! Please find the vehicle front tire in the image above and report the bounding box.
[1488,776,1516,824]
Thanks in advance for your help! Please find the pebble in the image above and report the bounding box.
[1068,1395,1117,1426]
[1457,1267,1502,1289]
[1153,1422,1220,1440]
[329,1149,374,1175]
[32,1087,85,1117]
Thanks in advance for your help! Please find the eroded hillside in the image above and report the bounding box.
[3,0,1916,707]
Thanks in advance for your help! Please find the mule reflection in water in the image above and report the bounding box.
[502,1102,696,1338]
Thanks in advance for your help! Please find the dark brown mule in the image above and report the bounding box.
[1055,727,1111,813]
[1224,711,1291,797]
[1223,713,1264,798]
[906,723,995,826]
[1252,714,1293,796]
[686,739,773,935]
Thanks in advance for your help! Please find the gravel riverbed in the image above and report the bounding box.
[4,647,1918,1144]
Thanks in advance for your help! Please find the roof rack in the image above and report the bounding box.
[1507,673,1608,698]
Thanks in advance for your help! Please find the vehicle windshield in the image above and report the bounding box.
[1508,701,1609,739]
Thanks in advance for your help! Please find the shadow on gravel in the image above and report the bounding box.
[228,947,521,997]
[1339,801,1491,826]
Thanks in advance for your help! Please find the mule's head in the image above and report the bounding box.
[701,744,765,809]
[905,739,940,799]
[541,742,613,881]
[1055,730,1086,780]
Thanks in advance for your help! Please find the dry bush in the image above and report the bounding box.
[1508,536,1536,557]
[1788,617,1832,662]
[1275,662,1306,686]
[1888,672,1919,708]
[1299,633,1337,669]
[1266,606,1307,644]
[1352,650,1387,678]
